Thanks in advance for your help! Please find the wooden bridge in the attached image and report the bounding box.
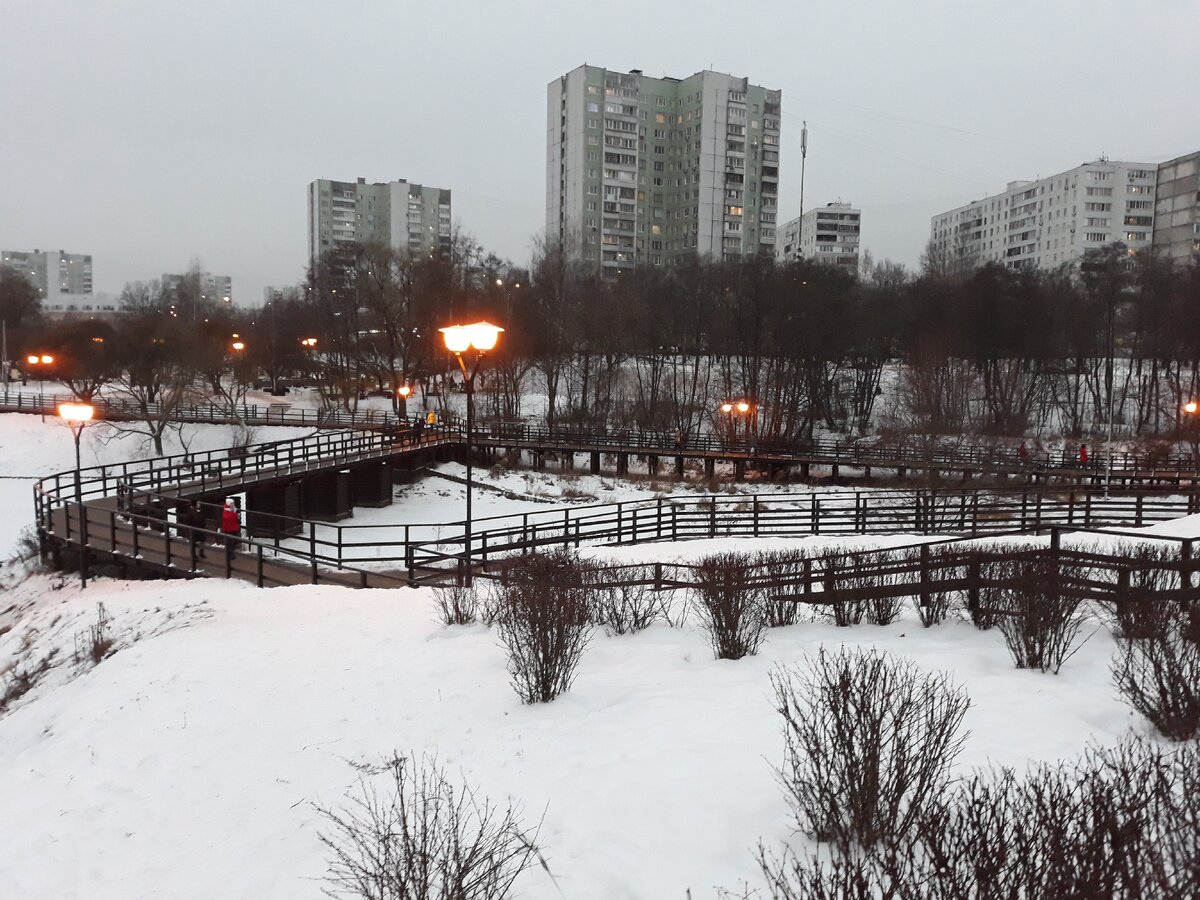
[24,403,1200,591]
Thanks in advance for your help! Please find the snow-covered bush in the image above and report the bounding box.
[494,550,593,703]
[770,648,970,852]
[432,582,479,626]
[1112,602,1200,740]
[316,753,544,900]
[690,552,767,659]
[985,550,1088,673]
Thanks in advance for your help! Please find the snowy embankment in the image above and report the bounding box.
[0,409,1192,897]
[0,531,1181,898]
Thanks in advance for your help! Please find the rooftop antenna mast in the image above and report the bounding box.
[799,121,808,222]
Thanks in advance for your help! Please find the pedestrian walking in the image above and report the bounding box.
[220,498,241,555]
[1079,443,1089,467]
[1017,441,1029,464]
[425,409,438,426]
[179,500,206,566]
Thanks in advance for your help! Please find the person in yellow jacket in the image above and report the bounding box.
[425,409,438,426]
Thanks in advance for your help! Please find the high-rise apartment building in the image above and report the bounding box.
[161,271,233,308]
[929,159,1158,273]
[1153,150,1200,266]
[777,202,862,275]
[307,177,452,268]
[547,65,782,275]
[1,249,93,298]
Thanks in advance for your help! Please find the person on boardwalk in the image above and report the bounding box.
[220,499,241,555]
[1017,441,1029,464]
[425,409,438,427]
[179,500,206,566]
[1079,443,1089,467]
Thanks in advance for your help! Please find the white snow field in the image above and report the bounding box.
[0,410,1188,898]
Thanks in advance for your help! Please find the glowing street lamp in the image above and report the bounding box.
[58,402,95,503]
[719,399,758,447]
[439,320,505,585]
[300,337,317,348]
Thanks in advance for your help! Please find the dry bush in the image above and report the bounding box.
[747,735,1199,899]
[73,602,114,664]
[1112,602,1200,740]
[756,550,808,628]
[690,552,767,659]
[983,550,1089,673]
[590,565,665,635]
[494,550,593,703]
[316,753,544,900]
[1103,542,1181,640]
[433,582,479,626]
[815,553,867,627]
[916,735,1200,899]
[913,545,973,628]
[771,648,970,852]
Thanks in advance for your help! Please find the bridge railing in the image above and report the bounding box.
[0,387,424,431]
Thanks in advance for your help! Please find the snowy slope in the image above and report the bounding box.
[0,564,1150,900]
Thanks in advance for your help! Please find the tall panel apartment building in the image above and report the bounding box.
[776,202,862,275]
[1153,150,1200,266]
[1,249,92,298]
[929,159,1158,273]
[307,177,452,269]
[547,65,782,275]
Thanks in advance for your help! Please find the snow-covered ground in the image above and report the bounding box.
[1,408,1193,898]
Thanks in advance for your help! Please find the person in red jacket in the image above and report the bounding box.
[1079,443,1089,467]
[220,499,241,554]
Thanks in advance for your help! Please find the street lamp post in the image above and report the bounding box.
[720,399,757,450]
[440,321,504,586]
[59,402,95,502]
[397,383,412,418]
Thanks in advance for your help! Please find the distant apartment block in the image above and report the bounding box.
[42,292,122,321]
[1,249,93,298]
[548,65,781,275]
[929,159,1158,273]
[777,202,861,274]
[263,285,302,306]
[1153,150,1200,266]
[161,271,233,310]
[307,177,452,269]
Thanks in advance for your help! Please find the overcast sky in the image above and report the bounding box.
[2,0,1197,305]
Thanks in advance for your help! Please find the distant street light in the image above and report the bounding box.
[300,337,318,348]
[719,399,758,449]
[440,321,504,586]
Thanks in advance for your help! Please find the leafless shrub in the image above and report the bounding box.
[1102,542,1181,640]
[752,843,917,900]
[917,735,1200,899]
[771,648,970,852]
[690,552,767,659]
[316,752,544,900]
[433,582,479,626]
[815,553,867,627]
[914,545,969,628]
[983,549,1089,673]
[6,526,42,567]
[756,550,807,628]
[494,550,593,703]
[1112,603,1200,740]
[0,651,55,714]
[73,602,115,664]
[590,566,665,635]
